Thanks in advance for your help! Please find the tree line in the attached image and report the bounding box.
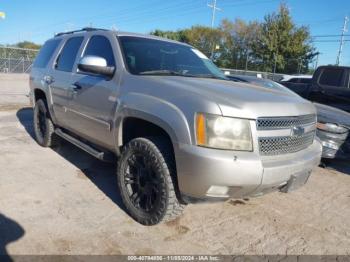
[0,41,41,60]
[151,4,317,74]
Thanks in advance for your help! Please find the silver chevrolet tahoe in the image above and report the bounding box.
[29,27,322,225]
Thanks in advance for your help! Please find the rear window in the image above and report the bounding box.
[319,68,345,87]
[56,37,84,72]
[33,39,61,68]
[287,78,299,83]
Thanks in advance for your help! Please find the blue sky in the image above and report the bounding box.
[0,0,349,66]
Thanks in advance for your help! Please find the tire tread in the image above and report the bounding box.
[117,136,184,225]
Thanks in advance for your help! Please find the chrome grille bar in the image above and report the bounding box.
[257,114,316,130]
[259,131,315,156]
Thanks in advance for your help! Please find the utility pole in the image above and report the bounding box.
[336,16,349,65]
[273,54,277,80]
[208,0,221,59]
[245,52,249,72]
[207,0,221,28]
[314,52,320,70]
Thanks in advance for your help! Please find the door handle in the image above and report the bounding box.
[70,83,82,92]
[43,75,54,85]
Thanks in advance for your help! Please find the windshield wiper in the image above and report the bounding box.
[139,70,225,80]
[139,70,185,76]
[192,74,226,80]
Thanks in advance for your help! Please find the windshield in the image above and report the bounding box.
[118,36,227,80]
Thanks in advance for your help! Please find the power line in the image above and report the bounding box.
[312,40,350,42]
[10,0,188,39]
[99,5,207,30]
[0,1,206,43]
[220,0,279,8]
[312,34,350,37]
[296,17,342,25]
[94,1,204,28]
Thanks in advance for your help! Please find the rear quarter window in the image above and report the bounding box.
[33,39,61,69]
[287,78,299,83]
[299,78,311,84]
[319,68,345,87]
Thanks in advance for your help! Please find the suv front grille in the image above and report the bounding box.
[259,131,315,156]
[257,114,316,130]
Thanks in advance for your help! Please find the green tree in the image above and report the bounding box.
[151,26,224,60]
[182,26,224,59]
[251,3,316,73]
[219,18,261,69]
[151,29,188,42]
[150,4,317,73]
[14,41,41,50]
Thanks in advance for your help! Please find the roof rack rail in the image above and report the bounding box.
[55,27,107,37]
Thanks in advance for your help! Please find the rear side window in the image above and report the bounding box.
[319,68,345,87]
[83,36,115,67]
[33,39,61,68]
[288,78,299,83]
[56,37,84,72]
[299,78,311,84]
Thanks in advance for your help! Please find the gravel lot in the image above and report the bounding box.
[0,74,350,256]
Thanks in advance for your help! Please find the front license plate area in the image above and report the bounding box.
[280,170,311,193]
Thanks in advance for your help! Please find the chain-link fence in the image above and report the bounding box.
[0,46,38,73]
[217,53,318,80]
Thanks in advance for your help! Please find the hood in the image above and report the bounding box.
[314,103,350,128]
[145,76,316,119]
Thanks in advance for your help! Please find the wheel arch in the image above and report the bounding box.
[118,116,187,206]
[33,88,47,103]
[114,93,192,150]
[32,88,58,124]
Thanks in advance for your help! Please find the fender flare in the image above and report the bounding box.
[113,93,192,152]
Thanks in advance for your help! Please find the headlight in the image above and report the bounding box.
[195,113,253,151]
[316,122,348,134]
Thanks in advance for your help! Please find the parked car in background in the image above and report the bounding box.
[227,75,350,160]
[283,66,350,113]
[279,75,313,94]
[314,103,350,159]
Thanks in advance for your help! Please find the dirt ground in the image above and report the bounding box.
[0,75,350,256]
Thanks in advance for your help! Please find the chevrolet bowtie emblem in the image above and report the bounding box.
[291,126,305,137]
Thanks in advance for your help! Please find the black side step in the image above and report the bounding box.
[55,128,114,162]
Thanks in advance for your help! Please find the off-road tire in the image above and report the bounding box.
[33,99,59,147]
[117,137,185,225]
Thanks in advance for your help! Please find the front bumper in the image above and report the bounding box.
[317,129,350,159]
[175,139,322,202]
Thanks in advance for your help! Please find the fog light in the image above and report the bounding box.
[207,186,229,196]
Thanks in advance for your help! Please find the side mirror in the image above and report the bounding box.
[78,55,115,77]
